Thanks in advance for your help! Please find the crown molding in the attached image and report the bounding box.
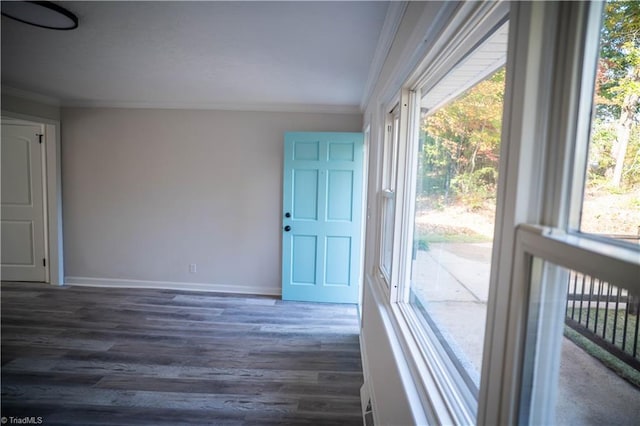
[1,85,61,106]
[60,100,362,115]
[1,85,361,114]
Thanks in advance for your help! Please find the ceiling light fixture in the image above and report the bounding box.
[1,1,78,30]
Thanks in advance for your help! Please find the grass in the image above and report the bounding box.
[566,307,639,358]
[564,305,639,388]
[414,228,492,251]
[415,234,489,252]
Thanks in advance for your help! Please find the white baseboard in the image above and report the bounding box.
[64,276,281,296]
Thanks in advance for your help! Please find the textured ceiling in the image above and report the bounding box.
[1,1,388,111]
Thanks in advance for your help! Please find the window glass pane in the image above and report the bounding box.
[581,0,639,244]
[380,111,400,283]
[522,259,640,424]
[410,67,505,390]
[381,193,394,279]
[566,271,640,365]
[391,116,399,185]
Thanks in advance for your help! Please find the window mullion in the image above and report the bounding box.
[479,2,609,424]
[395,89,421,304]
[389,89,412,303]
[519,3,606,425]
[378,105,399,287]
[541,2,601,230]
[567,2,603,232]
[478,2,562,424]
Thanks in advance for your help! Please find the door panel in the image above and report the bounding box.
[327,170,353,221]
[291,235,317,284]
[1,123,47,282]
[282,132,364,303]
[294,141,320,161]
[293,170,319,220]
[325,236,351,285]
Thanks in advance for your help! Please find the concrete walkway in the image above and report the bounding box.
[557,338,640,425]
[411,242,640,424]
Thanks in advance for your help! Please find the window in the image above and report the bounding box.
[362,2,640,424]
[379,105,400,285]
[409,66,506,392]
[482,2,639,424]
[393,18,509,418]
[517,2,640,423]
[579,1,639,244]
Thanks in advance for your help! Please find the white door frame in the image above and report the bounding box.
[1,111,63,285]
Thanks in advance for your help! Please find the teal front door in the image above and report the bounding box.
[282,132,364,303]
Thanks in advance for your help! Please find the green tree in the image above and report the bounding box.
[596,0,640,188]
[419,68,505,206]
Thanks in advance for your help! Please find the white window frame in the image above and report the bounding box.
[366,1,640,424]
[513,225,639,424]
[480,2,640,424]
[389,3,511,424]
[378,104,399,286]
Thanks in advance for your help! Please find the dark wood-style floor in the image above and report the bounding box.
[1,282,364,425]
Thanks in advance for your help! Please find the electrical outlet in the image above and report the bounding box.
[189,263,197,274]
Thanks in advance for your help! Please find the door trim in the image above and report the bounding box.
[1,112,63,285]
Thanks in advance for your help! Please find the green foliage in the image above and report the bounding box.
[623,124,640,186]
[591,0,640,188]
[589,119,618,184]
[451,167,498,209]
[417,68,505,206]
[414,231,491,251]
[588,117,640,189]
[415,0,639,206]
[598,1,640,97]
[415,238,430,252]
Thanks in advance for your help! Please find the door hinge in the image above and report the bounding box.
[387,125,392,132]
[37,134,43,144]
[43,258,46,267]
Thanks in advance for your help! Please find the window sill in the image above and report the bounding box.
[364,271,476,425]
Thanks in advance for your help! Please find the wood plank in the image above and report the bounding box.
[1,282,364,424]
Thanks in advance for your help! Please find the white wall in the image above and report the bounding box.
[361,278,427,425]
[61,107,361,294]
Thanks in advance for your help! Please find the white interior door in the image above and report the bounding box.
[1,122,47,282]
